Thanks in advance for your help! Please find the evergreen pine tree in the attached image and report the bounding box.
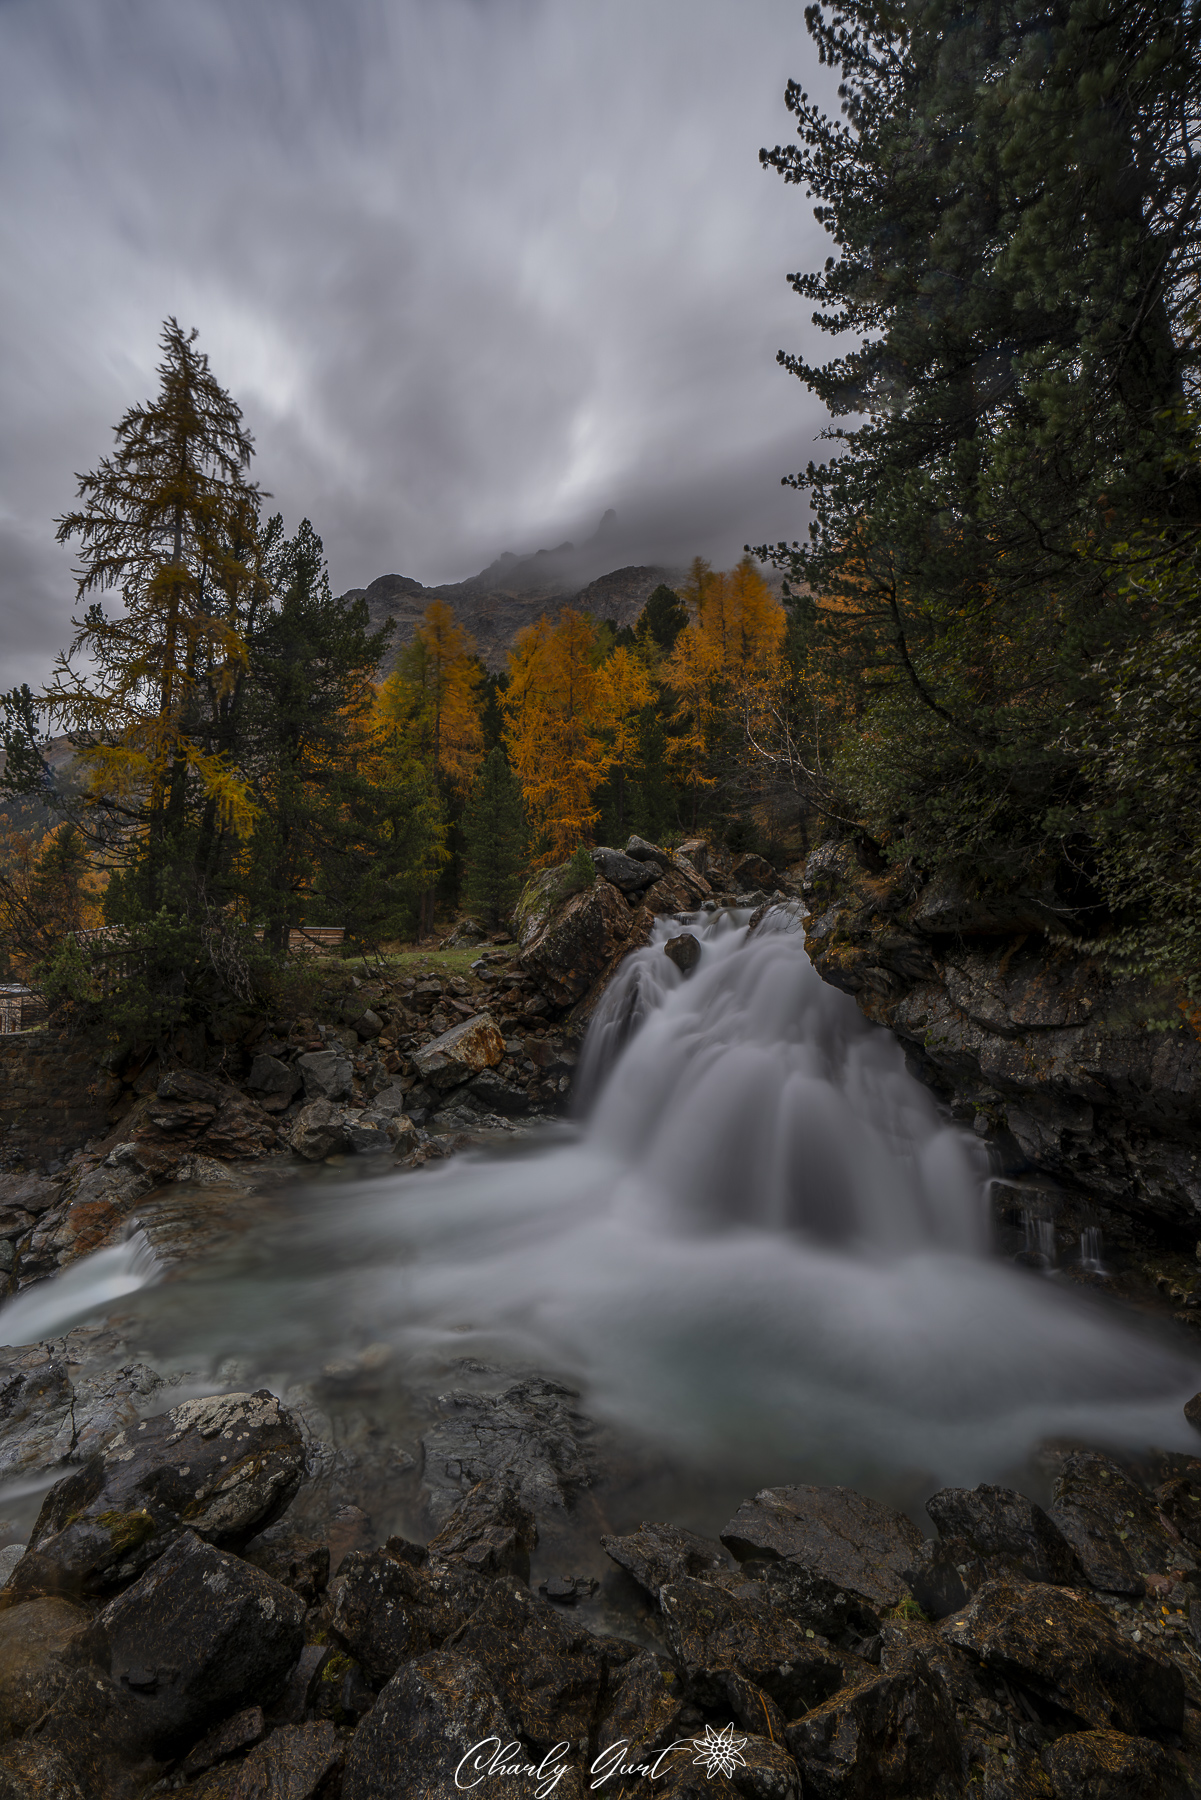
[462,748,525,927]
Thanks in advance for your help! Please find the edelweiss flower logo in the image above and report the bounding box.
[690,1724,748,1780]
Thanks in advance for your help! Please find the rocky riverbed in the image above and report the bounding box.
[5,1370,1201,1798]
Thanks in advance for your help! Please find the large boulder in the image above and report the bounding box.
[1050,1453,1175,1597]
[411,1014,505,1090]
[77,1531,305,1754]
[1039,1728,1190,1800]
[658,1576,843,1718]
[288,1099,351,1161]
[327,1547,489,1687]
[445,1577,607,1748]
[784,1641,962,1800]
[245,1054,302,1103]
[520,878,635,1008]
[945,1576,1185,1738]
[4,1390,305,1601]
[341,1650,518,1800]
[0,1596,90,1739]
[721,1485,924,1609]
[925,1484,1078,1585]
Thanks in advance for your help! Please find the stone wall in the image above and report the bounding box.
[0,1031,117,1167]
[801,841,1201,1242]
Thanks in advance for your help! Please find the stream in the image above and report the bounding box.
[3,904,1199,1534]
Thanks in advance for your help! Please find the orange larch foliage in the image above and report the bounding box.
[502,607,615,863]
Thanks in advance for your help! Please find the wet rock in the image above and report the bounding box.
[445,1576,606,1747]
[206,1721,343,1798]
[344,1117,393,1154]
[754,1560,883,1652]
[288,1100,349,1161]
[0,1596,90,1738]
[296,1051,353,1103]
[157,1069,222,1105]
[411,1014,506,1090]
[721,1485,924,1608]
[78,1530,305,1754]
[905,1534,986,1620]
[944,1576,1184,1737]
[341,1649,519,1800]
[6,1389,305,1600]
[0,1341,165,1485]
[600,1522,732,1599]
[181,1703,265,1776]
[784,1641,962,1800]
[1184,1390,1201,1432]
[426,1477,537,1580]
[464,1068,532,1115]
[664,934,701,976]
[659,1575,843,1717]
[625,835,672,871]
[419,1375,594,1525]
[1050,1454,1173,1596]
[328,1546,488,1686]
[520,879,634,1008]
[245,1055,302,1102]
[926,1484,1078,1585]
[241,1523,330,1606]
[201,1098,280,1160]
[730,854,776,891]
[1154,1475,1201,1552]
[594,1647,691,1765]
[1039,1727,1189,1800]
[0,1737,92,1798]
[591,847,658,892]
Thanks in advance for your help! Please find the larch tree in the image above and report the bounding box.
[47,319,262,904]
[378,599,484,797]
[502,607,615,863]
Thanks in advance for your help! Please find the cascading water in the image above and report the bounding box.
[3,906,1199,1500]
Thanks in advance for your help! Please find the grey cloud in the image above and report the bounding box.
[0,0,841,689]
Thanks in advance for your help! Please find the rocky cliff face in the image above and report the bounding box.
[801,842,1201,1242]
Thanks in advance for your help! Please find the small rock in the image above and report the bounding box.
[296,1050,354,1103]
[601,1521,731,1598]
[1039,1727,1189,1800]
[288,1099,350,1161]
[181,1702,265,1776]
[426,1477,537,1580]
[221,1720,342,1798]
[664,933,701,975]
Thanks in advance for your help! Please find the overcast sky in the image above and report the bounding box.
[1,0,841,690]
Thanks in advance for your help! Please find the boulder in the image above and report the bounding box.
[784,1642,962,1800]
[206,1722,343,1797]
[180,1703,265,1776]
[625,835,672,870]
[5,1389,305,1600]
[288,1099,350,1161]
[904,1534,986,1620]
[245,1055,302,1102]
[1154,1475,1201,1552]
[157,1069,223,1106]
[1039,1728,1189,1800]
[0,1736,93,1798]
[730,854,776,891]
[419,1376,593,1524]
[944,1576,1185,1737]
[411,1014,506,1090]
[520,879,634,1007]
[1050,1453,1173,1596]
[445,1576,607,1747]
[426,1477,537,1580]
[925,1484,1078,1585]
[296,1050,353,1102]
[601,1522,731,1598]
[78,1531,305,1754]
[201,1097,280,1160]
[645,868,710,914]
[328,1546,489,1686]
[754,1559,883,1653]
[595,1647,691,1768]
[721,1485,924,1609]
[464,1068,531,1115]
[369,1081,412,1117]
[344,1117,394,1154]
[346,1008,383,1040]
[0,1172,61,1215]
[664,933,702,975]
[0,1596,90,1738]
[241,1522,330,1606]
[658,1575,843,1717]
[591,846,659,891]
[341,1650,518,1800]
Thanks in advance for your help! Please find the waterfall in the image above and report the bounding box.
[3,906,1198,1495]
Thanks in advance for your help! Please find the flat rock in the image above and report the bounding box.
[721,1485,924,1608]
[925,1484,1078,1585]
[754,1559,883,1652]
[659,1575,843,1718]
[944,1576,1184,1737]
[419,1375,593,1525]
[341,1649,520,1800]
[0,1339,166,1486]
[600,1522,731,1598]
[6,1389,305,1600]
[78,1530,305,1755]
[412,1014,505,1090]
